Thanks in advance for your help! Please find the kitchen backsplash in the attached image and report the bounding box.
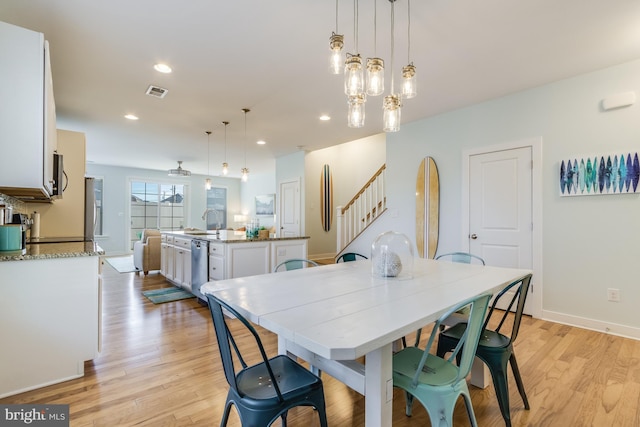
[0,193,27,214]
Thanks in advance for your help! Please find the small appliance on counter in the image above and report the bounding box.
[11,213,31,250]
[0,224,23,254]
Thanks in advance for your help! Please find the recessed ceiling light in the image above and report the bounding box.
[154,63,172,73]
[319,115,331,121]
[124,114,139,120]
[256,140,266,145]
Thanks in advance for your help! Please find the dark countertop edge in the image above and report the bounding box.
[162,232,309,243]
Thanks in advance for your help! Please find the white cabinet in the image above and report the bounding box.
[208,242,225,280]
[0,21,57,200]
[271,239,309,270]
[171,237,191,290]
[0,256,100,398]
[227,242,271,278]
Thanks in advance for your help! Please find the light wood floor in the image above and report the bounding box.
[3,262,640,426]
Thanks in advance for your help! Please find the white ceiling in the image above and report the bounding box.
[2,1,640,178]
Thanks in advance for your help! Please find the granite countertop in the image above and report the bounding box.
[0,241,104,261]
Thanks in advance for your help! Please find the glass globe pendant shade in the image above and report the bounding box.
[366,57,384,96]
[344,54,364,96]
[347,93,366,128]
[241,167,249,182]
[329,32,344,75]
[402,63,417,99]
[222,162,228,175]
[205,178,212,190]
[383,94,402,132]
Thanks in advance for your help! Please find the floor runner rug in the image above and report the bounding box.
[142,287,195,304]
[104,255,137,273]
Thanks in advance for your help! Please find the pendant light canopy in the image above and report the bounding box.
[168,161,191,177]
[241,108,250,182]
[221,121,229,176]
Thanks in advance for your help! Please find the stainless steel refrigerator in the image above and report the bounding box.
[84,177,98,241]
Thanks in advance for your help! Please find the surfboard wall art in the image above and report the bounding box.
[415,157,439,259]
[559,152,639,196]
[320,164,333,231]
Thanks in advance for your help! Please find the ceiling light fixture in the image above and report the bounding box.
[124,114,139,120]
[330,0,415,132]
[205,131,212,190]
[221,121,229,176]
[241,108,250,182]
[319,114,331,121]
[382,0,401,132]
[168,161,191,177]
[154,63,172,73]
[366,0,384,96]
[344,0,364,99]
[401,0,416,99]
[329,0,344,74]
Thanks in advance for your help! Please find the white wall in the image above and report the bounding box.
[305,134,386,257]
[86,163,242,254]
[383,59,640,337]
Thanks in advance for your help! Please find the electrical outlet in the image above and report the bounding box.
[607,288,620,302]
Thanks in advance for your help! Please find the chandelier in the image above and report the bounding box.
[329,0,416,132]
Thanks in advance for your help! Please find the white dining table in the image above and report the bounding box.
[201,258,531,427]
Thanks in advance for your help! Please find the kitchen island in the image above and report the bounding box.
[0,241,103,398]
[161,231,309,299]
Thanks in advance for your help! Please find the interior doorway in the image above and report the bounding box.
[278,178,301,237]
[462,137,543,317]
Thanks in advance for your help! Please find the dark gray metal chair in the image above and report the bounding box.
[206,293,328,427]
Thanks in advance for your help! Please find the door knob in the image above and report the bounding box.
[470,234,478,240]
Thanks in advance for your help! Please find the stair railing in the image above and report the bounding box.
[336,164,386,255]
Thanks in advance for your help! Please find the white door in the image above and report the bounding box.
[468,146,533,313]
[279,178,300,237]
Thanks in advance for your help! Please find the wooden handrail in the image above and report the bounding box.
[341,164,386,214]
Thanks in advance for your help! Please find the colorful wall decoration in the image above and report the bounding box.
[559,153,639,196]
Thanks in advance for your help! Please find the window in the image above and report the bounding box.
[206,187,227,229]
[130,181,186,249]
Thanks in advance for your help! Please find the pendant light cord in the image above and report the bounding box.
[407,0,411,63]
[373,0,377,55]
[390,0,395,94]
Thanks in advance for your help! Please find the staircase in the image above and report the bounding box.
[335,164,387,257]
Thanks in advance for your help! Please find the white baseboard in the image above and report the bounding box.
[309,252,336,260]
[542,310,640,341]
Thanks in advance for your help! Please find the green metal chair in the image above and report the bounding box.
[393,292,492,427]
[206,293,328,427]
[336,252,368,262]
[436,274,533,427]
[273,258,319,272]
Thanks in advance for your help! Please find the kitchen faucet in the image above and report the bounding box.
[202,208,221,229]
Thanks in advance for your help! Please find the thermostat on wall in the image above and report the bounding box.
[602,91,636,111]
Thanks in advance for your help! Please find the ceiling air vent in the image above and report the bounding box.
[145,85,168,98]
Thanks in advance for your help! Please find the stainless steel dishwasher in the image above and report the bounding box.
[191,238,209,303]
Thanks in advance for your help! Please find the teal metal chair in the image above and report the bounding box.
[436,274,533,427]
[336,252,368,262]
[206,293,328,427]
[402,251,486,348]
[435,251,486,265]
[273,258,319,272]
[393,292,492,427]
